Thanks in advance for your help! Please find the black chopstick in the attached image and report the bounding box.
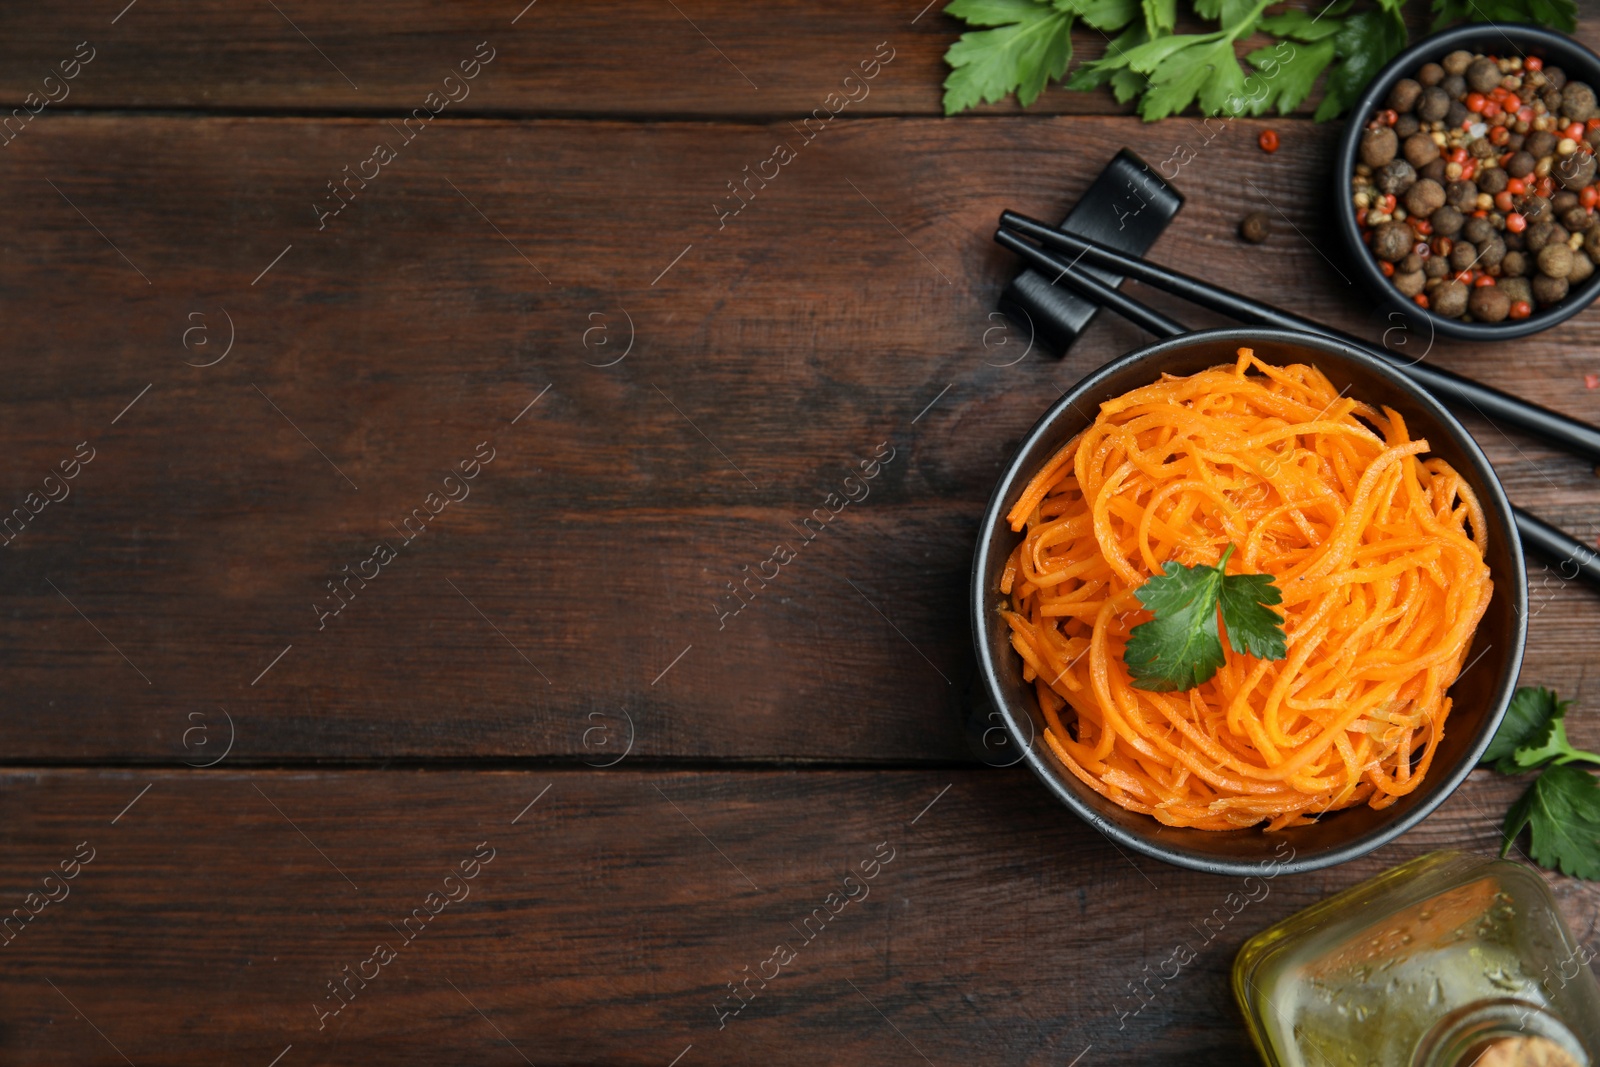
[993,226,1600,589]
[999,210,1600,467]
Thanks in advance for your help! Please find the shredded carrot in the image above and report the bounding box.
[1002,349,1492,831]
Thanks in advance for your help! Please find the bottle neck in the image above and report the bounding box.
[1412,997,1587,1067]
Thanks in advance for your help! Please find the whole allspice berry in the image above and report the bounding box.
[1533,272,1570,304]
[1403,132,1440,168]
[1417,86,1452,122]
[1431,279,1470,317]
[1556,152,1598,191]
[1405,178,1447,217]
[1431,205,1464,236]
[1394,270,1426,297]
[1376,160,1417,196]
[1388,78,1423,112]
[1538,242,1575,279]
[1239,211,1271,244]
[1361,126,1398,168]
[1562,81,1598,122]
[1374,221,1416,262]
[1468,284,1511,322]
[1465,57,1502,93]
[1525,129,1557,158]
[1500,276,1534,307]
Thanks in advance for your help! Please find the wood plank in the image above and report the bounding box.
[3,113,1599,761]
[4,2,1597,117]
[0,767,1592,1065]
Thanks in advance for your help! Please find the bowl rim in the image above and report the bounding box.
[1332,21,1600,341]
[970,326,1529,876]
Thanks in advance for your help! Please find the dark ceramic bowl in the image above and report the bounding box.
[970,328,1527,876]
[1334,23,1600,341]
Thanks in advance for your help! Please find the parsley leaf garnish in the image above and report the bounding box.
[940,0,1547,119]
[1480,686,1600,774]
[1124,543,1287,692]
[1481,686,1572,772]
[1430,0,1575,33]
[1486,687,1600,880]
[1501,764,1600,880]
[941,0,1076,114]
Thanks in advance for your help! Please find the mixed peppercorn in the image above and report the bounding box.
[1351,50,1600,324]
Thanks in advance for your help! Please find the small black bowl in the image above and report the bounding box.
[1334,22,1600,341]
[970,328,1528,876]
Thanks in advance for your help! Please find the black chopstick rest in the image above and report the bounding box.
[998,149,1184,358]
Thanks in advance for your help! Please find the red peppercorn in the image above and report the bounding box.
[1466,92,1487,113]
[1259,129,1280,153]
[1526,56,1543,72]
[1381,259,1395,277]
[1495,191,1516,211]
[1357,207,1369,227]
[1433,236,1454,257]
[1482,101,1502,120]
[1475,274,1497,287]
[1491,125,1511,146]
[1449,147,1470,165]
[1473,208,1489,218]
[1566,122,1586,141]
[1510,300,1534,320]
[1412,218,1434,236]
[1381,194,1397,213]
[1582,186,1599,210]
[1506,212,1528,232]
[1455,270,1474,284]
[1414,293,1430,309]
[1536,175,1555,198]
[1507,177,1527,196]
[1460,160,1477,181]
[1588,117,1600,131]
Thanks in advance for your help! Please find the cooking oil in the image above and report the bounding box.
[1234,852,1600,1066]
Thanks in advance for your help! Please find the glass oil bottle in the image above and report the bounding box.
[1234,851,1600,1066]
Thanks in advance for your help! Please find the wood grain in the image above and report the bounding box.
[3,112,1599,761]
[4,2,1598,117]
[0,767,1592,1066]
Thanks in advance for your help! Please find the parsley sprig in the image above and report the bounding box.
[941,0,1578,119]
[1485,687,1600,880]
[1123,543,1288,692]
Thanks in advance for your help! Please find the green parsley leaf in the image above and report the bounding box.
[1244,36,1337,115]
[1142,0,1176,37]
[1124,543,1287,692]
[1501,764,1600,880]
[1058,0,1141,32]
[1482,686,1569,770]
[1431,0,1575,34]
[1258,4,1349,42]
[1312,8,1407,122]
[942,0,1077,114]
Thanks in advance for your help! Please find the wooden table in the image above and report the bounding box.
[4,3,1600,1063]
